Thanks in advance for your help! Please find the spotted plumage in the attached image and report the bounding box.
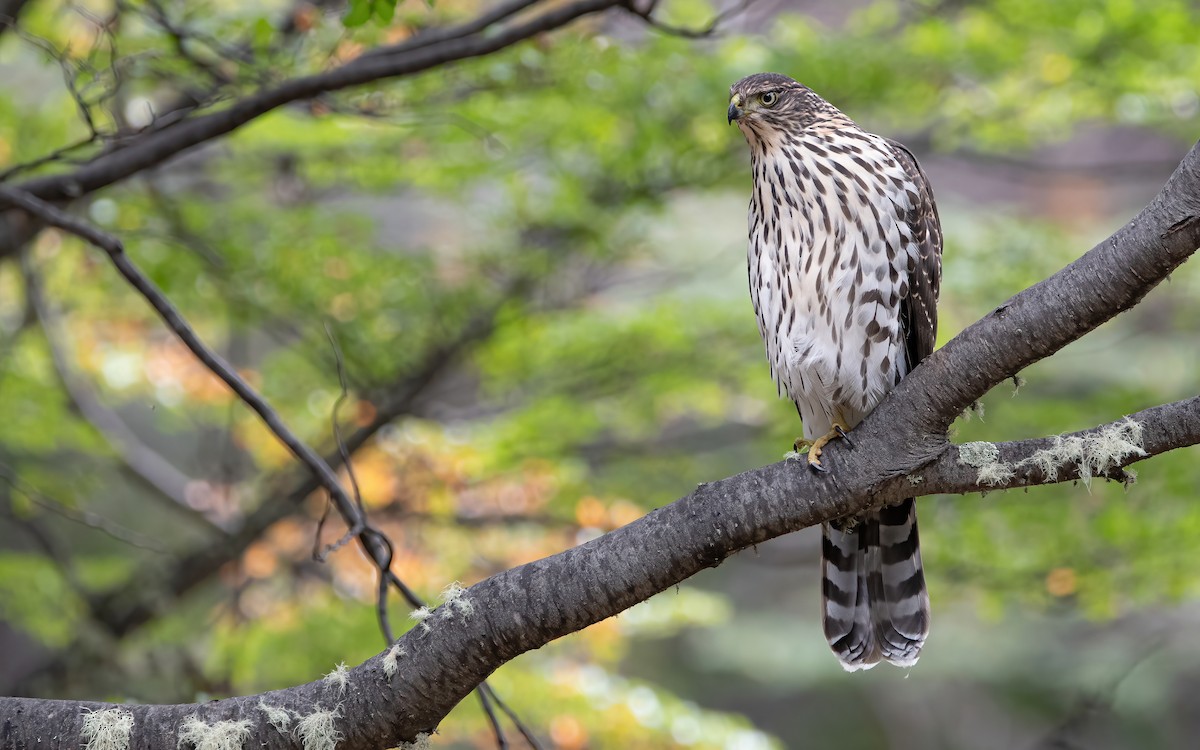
[729,73,942,671]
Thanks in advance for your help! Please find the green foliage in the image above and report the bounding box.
[749,0,1200,147]
[343,0,402,27]
[208,588,389,691]
[2,0,1199,745]
[0,554,82,647]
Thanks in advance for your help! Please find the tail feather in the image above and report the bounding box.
[820,527,875,667]
[821,499,929,671]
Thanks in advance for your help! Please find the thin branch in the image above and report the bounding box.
[313,323,365,561]
[321,322,537,750]
[0,184,375,557]
[87,284,511,639]
[481,683,545,750]
[477,686,510,750]
[15,29,101,138]
[365,0,542,58]
[15,0,626,203]
[371,530,397,642]
[624,0,753,38]
[0,135,103,182]
[139,178,227,268]
[1030,636,1166,750]
[394,508,574,528]
[129,0,237,87]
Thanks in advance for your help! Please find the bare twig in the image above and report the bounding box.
[478,686,510,750]
[370,530,397,641]
[320,321,537,750]
[1031,637,1166,750]
[0,184,376,556]
[481,683,545,750]
[133,0,237,86]
[0,136,104,182]
[13,29,102,137]
[365,0,542,58]
[394,508,574,528]
[312,323,365,561]
[624,0,753,38]
[139,178,227,268]
[87,281,514,639]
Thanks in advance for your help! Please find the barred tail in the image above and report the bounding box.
[821,499,929,671]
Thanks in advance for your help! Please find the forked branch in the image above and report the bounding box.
[0,129,1196,750]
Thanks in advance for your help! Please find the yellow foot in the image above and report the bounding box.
[805,421,854,472]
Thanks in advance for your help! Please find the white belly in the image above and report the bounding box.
[746,133,918,440]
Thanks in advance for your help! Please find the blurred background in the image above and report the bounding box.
[1,0,1199,747]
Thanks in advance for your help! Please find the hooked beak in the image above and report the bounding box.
[727,94,743,124]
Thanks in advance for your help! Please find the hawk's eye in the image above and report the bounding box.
[760,92,779,107]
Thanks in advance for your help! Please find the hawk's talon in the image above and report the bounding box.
[806,439,827,471]
[804,420,852,473]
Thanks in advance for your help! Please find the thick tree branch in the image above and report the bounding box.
[897,138,1200,436]
[1,399,1194,749]
[2,138,1198,749]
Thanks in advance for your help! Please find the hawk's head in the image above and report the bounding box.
[727,73,847,142]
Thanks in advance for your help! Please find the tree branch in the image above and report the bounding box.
[13,0,626,205]
[0,184,374,549]
[83,279,514,640]
[2,134,1197,750]
[919,397,1200,493]
[896,139,1200,436]
[0,461,170,554]
[0,185,544,747]
[622,0,752,39]
[367,0,542,57]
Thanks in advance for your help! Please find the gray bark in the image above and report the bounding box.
[1,135,1197,750]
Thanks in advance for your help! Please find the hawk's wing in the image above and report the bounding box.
[887,139,942,368]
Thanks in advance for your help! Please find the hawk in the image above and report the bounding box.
[728,73,942,671]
